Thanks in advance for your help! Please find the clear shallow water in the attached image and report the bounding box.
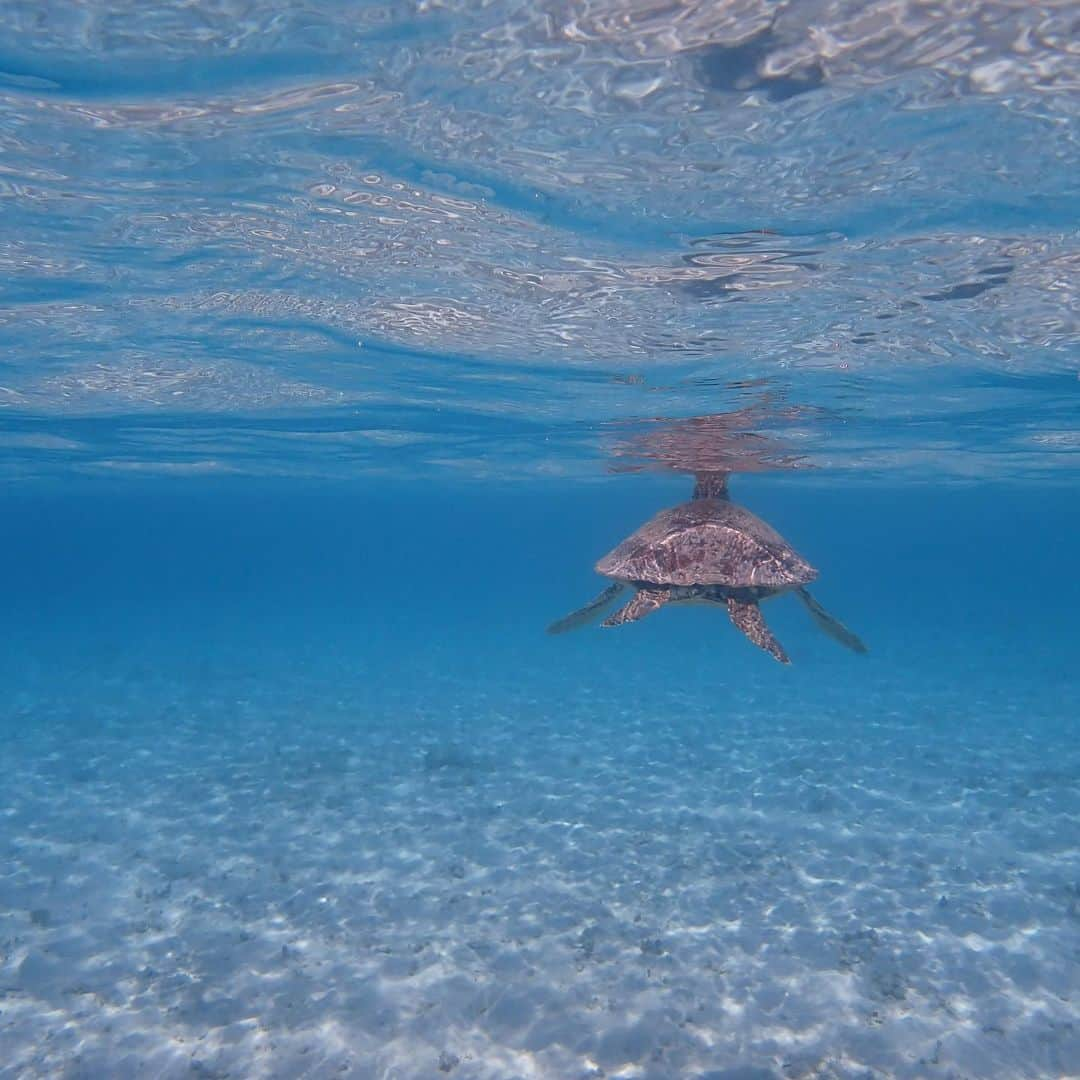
[1,2,1079,1078]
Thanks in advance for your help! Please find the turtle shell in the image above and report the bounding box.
[595,497,817,588]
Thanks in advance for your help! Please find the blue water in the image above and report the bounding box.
[2,2,1079,1078]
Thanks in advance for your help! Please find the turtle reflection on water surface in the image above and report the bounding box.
[548,471,866,664]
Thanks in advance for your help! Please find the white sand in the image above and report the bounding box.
[0,641,1077,1079]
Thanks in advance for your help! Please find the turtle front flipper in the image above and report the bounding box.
[795,587,867,654]
[602,587,668,628]
[726,597,790,664]
[547,582,627,634]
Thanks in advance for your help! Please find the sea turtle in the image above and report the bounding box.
[547,471,866,664]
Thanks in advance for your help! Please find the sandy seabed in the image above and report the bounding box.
[1,647,1077,1080]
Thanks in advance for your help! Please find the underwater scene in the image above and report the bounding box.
[1,1,1078,1077]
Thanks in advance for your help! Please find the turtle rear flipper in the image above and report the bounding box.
[726,597,790,664]
[547,582,626,634]
[795,588,867,654]
[602,587,668,628]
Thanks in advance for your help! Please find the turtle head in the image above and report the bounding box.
[692,471,730,500]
